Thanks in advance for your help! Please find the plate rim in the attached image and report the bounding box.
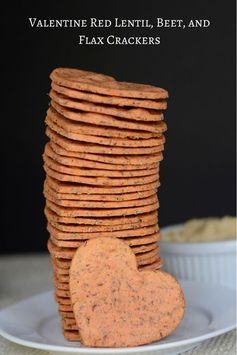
[0,281,236,354]
[0,321,235,354]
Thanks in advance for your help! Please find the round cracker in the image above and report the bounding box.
[46,115,164,147]
[45,206,158,226]
[47,106,166,139]
[51,101,164,134]
[63,330,81,341]
[46,199,159,217]
[44,179,157,202]
[61,318,78,329]
[44,164,159,186]
[47,216,157,233]
[46,127,165,155]
[62,320,78,331]
[50,90,164,122]
[47,222,159,241]
[44,187,158,209]
[45,176,160,194]
[43,153,159,178]
[137,258,163,270]
[49,141,163,167]
[50,68,168,99]
[52,82,167,110]
[46,142,161,171]
[55,289,71,299]
[55,296,72,306]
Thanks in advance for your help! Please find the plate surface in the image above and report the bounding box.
[0,280,236,355]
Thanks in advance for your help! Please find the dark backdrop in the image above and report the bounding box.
[1,0,235,253]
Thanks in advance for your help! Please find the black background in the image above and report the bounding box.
[1,0,235,253]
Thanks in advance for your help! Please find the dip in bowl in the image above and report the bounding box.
[160,216,236,289]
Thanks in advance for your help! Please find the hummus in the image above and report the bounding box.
[162,216,236,242]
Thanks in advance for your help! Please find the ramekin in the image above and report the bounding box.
[160,224,236,289]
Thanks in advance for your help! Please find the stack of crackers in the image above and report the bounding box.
[43,68,169,341]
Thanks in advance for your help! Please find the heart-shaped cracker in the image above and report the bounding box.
[69,237,185,348]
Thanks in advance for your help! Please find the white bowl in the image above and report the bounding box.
[160,224,236,289]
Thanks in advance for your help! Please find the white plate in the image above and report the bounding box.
[0,280,235,355]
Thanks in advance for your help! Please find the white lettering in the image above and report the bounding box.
[90,18,112,27]
[188,19,210,27]
[156,18,183,27]
[28,18,37,27]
